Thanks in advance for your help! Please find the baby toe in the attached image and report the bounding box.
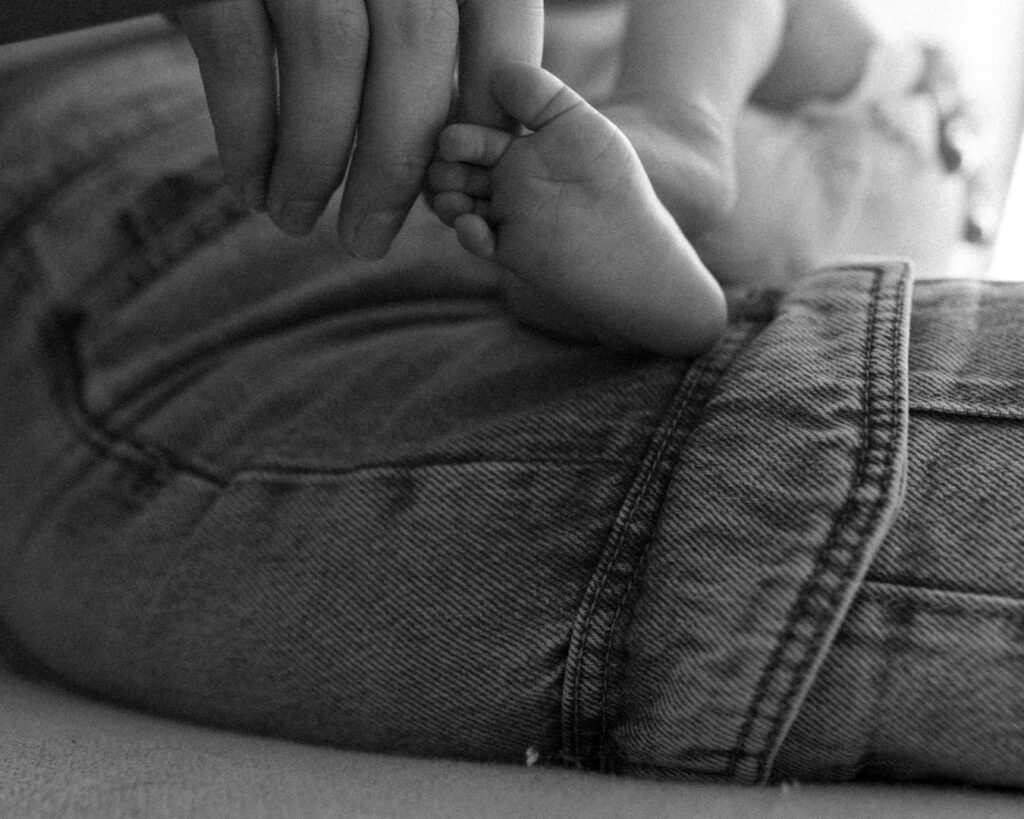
[454,213,496,259]
[427,160,492,199]
[439,124,513,166]
[432,191,477,227]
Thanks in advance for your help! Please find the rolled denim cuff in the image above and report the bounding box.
[775,275,1024,786]
[586,263,912,782]
[2,24,1023,791]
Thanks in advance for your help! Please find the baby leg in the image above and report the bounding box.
[602,0,788,232]
[595,0,881,235]
[753,0,881,110]
[430,63,726,358]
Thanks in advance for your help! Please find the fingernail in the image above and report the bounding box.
[243,179,267,212]
[272,201,320,236]
[346,211,404,260]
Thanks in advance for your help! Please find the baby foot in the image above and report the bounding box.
[428,62,726,358]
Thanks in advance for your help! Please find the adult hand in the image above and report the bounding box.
[178,0,543,259]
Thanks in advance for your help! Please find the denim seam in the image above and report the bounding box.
[232,458,631,483]
[563,386,688,767]
[40,308,230,489]
[594,553,645,772]
[610,270,897,779]
[863,579,1024,607]
[565,353,702,766]
[598,325,763,772]
[729,268,906,783]
[560,321,760,770]
[567,363,686,765]
[730,271,884,770]
[909,404,1024,423]
[91,299,502,429]
[41,308,648,488]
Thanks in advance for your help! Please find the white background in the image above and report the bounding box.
[885,0,1024,278]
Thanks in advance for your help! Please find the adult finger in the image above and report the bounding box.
[264,0,370,235]
[457,0,545,129]
[178,0,276,210]
[337,0,459,260]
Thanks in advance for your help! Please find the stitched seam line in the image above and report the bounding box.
[46,309,650,486]
[595,328,755,767]
[92,298,502,429]
[756,270,905,782]
[566,374,695,764]
[46,306,686,490]
[234,458,629,481]
[726,270,902,781]
[863,579,1024,607]
[621,270,912,779]
[909,403,1024,422]
[42,309,229,488]
[595,548,647,769]
[774,269,905,782]
[562,322,758,768]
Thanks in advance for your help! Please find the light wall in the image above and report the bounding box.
[878,0,1024,277]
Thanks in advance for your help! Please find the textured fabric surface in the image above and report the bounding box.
[7,653,1024,819]
[775,279,1024,785]
[606,266,910,782]
[1,19,1022,793]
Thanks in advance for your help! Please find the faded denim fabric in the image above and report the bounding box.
[774,279,1024,786]
[0,23,1022,789]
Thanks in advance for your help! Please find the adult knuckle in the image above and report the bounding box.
[378,0,458,53]
[378,157,428,192]
[308,1,369,55]
[270,0,368,60]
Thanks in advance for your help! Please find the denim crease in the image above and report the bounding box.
[1,22,1022,789]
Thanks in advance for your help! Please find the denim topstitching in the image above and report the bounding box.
[735,267,908,783]
[597,324,764,769]
[39,307,229,489]
[909,404,1024,422]
[560,317,763,770]
[43,303,637,489]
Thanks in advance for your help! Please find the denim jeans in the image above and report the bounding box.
[0,22,1021,788]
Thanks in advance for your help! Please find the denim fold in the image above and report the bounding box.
[1,21,1022,789]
